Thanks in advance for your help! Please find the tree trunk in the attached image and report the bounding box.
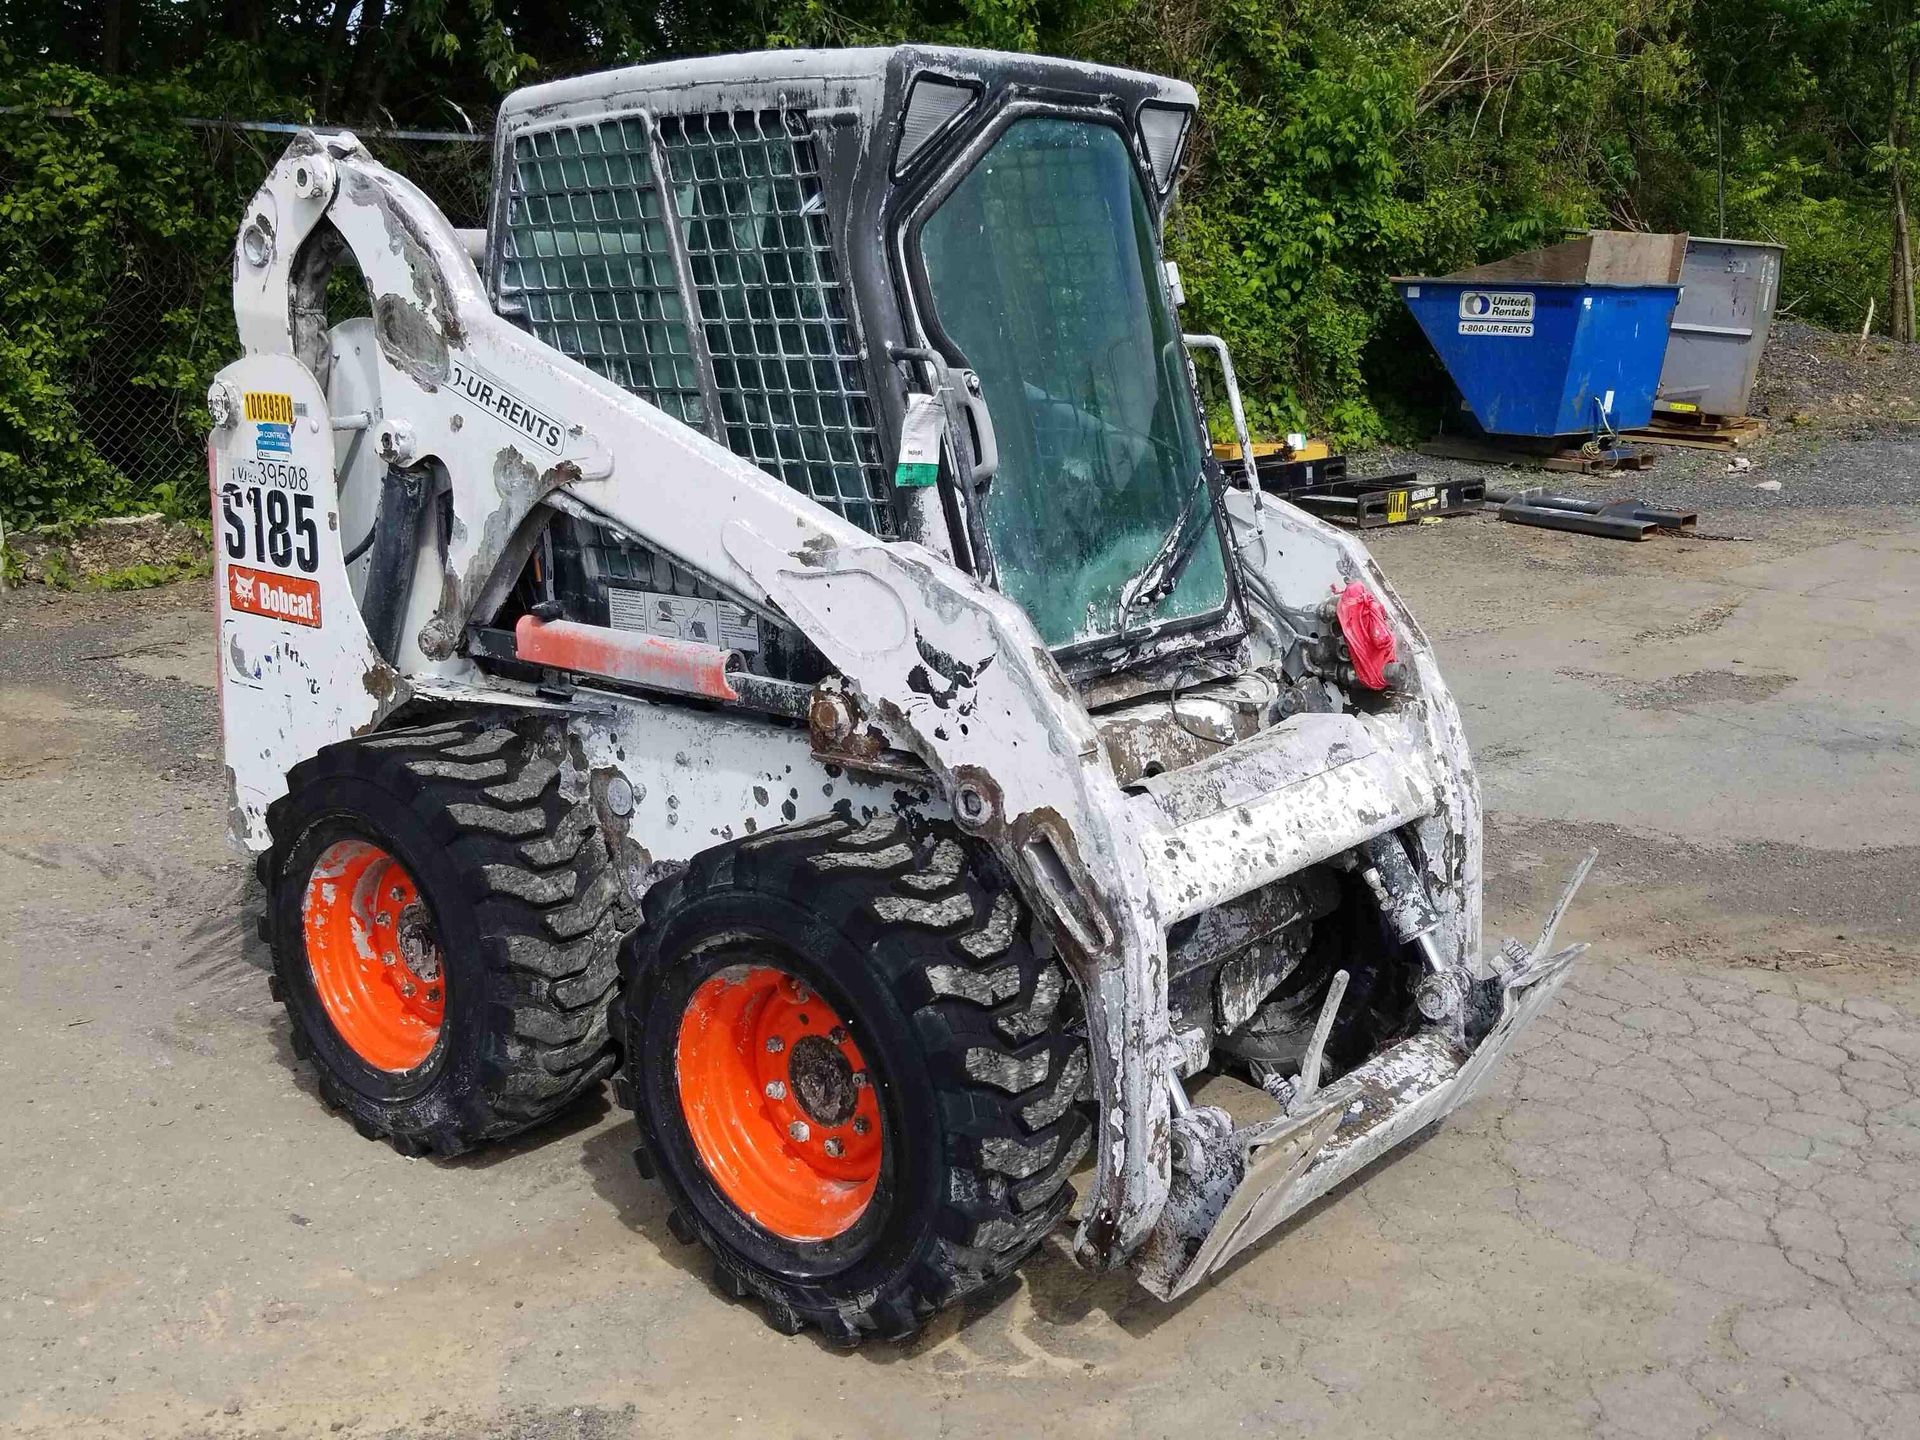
[221,0,265,47]
[1892,42,1920,341]
[345,0,390,124]
[1900,183,1917,343]
[100,0,125,75]
[317,0,359,122]
[1892,175,1913,341]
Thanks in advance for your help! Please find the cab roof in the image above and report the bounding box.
[496,45,1198,130]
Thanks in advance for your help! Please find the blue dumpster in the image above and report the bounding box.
[1395,278,1681,437]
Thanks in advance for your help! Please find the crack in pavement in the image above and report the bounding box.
[1462,961,1920,1439]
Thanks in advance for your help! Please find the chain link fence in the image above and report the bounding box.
[55,119,491,517]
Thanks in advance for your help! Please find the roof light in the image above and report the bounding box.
[1136,102,1192,193]
[895,75,979,176]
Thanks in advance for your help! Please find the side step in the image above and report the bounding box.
[1132,711,1438,926]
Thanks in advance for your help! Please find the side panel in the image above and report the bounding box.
[564,700,939,885]
[210,354,404,848]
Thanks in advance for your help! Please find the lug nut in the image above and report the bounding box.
[823,1137,844,1158]
[400,981,416,997]
[829,1026,848,1045]
[788,979,810,1002]
[375,912,392,927]
[852,1071,870,1089]
[788,1120,810,1143]
[765,1035,785,1055]
[390,886,406,903]
[764,1080,787,1100]
[852,1116,870,1136]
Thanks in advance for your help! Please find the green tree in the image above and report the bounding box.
[3,0,1915,527]
[0,66,248,525]
[1689,0,1920,336]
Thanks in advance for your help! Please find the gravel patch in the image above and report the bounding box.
[1557,667,1798,711]
[1752,319,1920,423]
[0,578,219,778]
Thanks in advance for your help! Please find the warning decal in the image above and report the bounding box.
[1458,290,1535,336]
[227,563,322,628]
[607,588,760,652]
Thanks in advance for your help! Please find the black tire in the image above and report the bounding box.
[263,715,624,1155]
[620,813,1092,1344]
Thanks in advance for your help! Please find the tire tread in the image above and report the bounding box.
[617,812,1092,1345]
[264,714,622,1156]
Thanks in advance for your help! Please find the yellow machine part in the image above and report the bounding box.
[1213,438,1333,462]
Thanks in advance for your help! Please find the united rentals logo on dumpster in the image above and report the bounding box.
[1458,290,1535,336]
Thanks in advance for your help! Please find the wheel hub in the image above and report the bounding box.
[787,1034,857,1126]
[302,839,445,1071]
[395,903,442,982]
[674,964,882,1242]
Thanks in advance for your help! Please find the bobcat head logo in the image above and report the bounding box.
[232,572,255,603]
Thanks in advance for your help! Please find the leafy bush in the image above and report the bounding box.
[1722,153,1890,334]
[0,67,248,529]
[2,0,1914,533]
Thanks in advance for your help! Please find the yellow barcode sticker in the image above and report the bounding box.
[244,391,294,424]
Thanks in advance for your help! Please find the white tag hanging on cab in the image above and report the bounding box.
[894,392,947,488]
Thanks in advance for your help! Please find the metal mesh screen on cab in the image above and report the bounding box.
[656,109,891,537]
[498,108,893,537]
[498,117,706,428]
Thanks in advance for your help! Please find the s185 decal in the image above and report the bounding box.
[221,482,319,573]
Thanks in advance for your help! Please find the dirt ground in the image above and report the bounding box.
[3,416,1918,1438]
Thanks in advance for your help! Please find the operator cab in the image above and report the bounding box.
[483,47,1239,685]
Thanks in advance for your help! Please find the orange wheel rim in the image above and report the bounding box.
[302,839,446,1072]
[675,964,882,1242]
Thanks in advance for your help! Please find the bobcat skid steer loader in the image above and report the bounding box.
[211,45,1592,1342]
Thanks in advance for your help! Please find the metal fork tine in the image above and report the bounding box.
[1290,968,1349,1113]
[1533,847,1599,961]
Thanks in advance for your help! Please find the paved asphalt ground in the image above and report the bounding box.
[2,418,1916,1438]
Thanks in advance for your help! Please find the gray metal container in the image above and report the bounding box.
[1655,237,1785,419]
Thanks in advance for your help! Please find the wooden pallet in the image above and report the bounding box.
[1543,448,1656,474]
[1622,413,1765,452]
[1419,434,1655,475]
